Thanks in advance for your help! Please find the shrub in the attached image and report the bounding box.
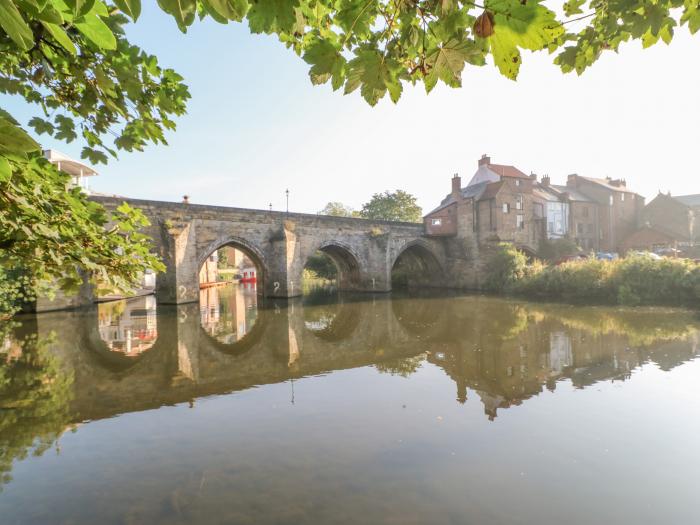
[488,247,700,308]
[483,243,529,292]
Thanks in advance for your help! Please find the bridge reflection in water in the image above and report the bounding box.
[2,291,700,524]
[11,290,699,424]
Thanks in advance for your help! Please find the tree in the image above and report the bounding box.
[319,201,355,217]
[360,190,422,222]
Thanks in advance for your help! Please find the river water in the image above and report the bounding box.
[1,285,699,524]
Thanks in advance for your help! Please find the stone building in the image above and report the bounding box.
[542,177,600,251]
[564,174,645,252]
[621,192,700,253]
[425,155,546,254]
[425,156,645,256]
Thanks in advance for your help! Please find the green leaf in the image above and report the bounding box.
[113,0,141,20]
[81,147,108,165]
[54,115,77,142]
[28,116,55,135]
[345,49,402,105]
[64,0,96,17]
[41,21,77,54]
[303,38,346,90]
[203,0,248,21]
[247,0,298,33]
[486,0,564,80]
[0,0,35,50]
[425,38,485,92]
[74,13,117,49]
[0,116,40,154]
[157,0,197,31]
[335,0,376,41]
[0,156,11,181]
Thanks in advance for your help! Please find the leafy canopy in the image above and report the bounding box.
[319,201,356,217]
[360,190,422,222]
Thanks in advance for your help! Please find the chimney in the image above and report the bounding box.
[478,154,490,167]
[541,175,550,187]
[451,173,461,197]
[567,174,578,188]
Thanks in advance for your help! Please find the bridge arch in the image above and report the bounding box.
[304,240,363,291]
[197,235,269,294]
[391,240,445,289]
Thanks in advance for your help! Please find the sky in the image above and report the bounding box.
[4,4,700,215]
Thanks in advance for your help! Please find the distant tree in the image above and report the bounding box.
[319,202,355,217]
[360,190,422,223]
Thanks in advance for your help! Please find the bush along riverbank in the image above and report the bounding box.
[485,243,700,307]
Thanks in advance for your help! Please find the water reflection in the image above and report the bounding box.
[199,284,258,344]
[1,292,699,523]
[97,295,158,356]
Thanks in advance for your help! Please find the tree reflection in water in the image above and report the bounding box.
[0,321,74,490]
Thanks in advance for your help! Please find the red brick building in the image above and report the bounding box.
[425,156,645,255]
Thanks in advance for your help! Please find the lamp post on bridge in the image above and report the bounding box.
[285,189,289,214]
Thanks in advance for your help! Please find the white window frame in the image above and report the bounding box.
[503,203,510,214]
[431,218,442,226]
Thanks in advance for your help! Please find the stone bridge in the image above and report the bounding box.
[92,196,449,303]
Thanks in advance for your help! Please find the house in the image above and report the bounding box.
[425,155,545,254]
[564,174,645,252]
[541,177,600,251]
[621,192,700,254]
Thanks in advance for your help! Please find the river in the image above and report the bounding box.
[1,284,699,524]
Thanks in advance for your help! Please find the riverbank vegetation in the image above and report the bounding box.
[485,243,700,307]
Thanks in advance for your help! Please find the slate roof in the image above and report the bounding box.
[550,184,596,203]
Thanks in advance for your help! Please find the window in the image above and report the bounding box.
[431,218,442,226]
[577,223,584,234]
[517,215,525,230]
[515,194,523,210]
[515,180,522,187]
[609,195,614,206]
[503,203,510,213]
[582,206,589,218]
[621,193,625,202]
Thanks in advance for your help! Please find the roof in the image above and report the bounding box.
[486,163,530,179]
[532,186,562,202]
[426,181,490,216]
[550,184,595,203]
[673,194,700,207]
[575,175,633,193]
[479,181,503,201]
[44,149,98,177]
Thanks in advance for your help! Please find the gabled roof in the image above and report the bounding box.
[426,181,490,216]
[486,163,530,179]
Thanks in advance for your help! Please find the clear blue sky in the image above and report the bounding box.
[3,5,700,214]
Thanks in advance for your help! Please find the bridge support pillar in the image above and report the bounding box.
[156,220,200,304]
[264,220,303,298]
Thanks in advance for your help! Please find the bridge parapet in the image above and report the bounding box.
[91,196,448,302]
